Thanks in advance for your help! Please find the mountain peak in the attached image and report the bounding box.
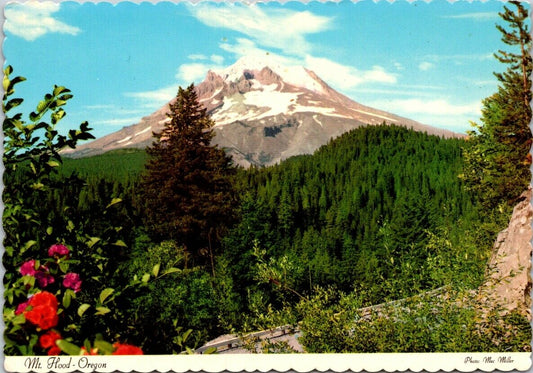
[214,55,327,94]
[63,55,462,166]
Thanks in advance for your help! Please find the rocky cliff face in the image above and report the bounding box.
[478,187,532,320]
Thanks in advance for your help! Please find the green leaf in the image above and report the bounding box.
[94,340,114,355]
[58,94,74,101]
[63,291,71,309]
[22,275,35,288]
[59,262,70,274]
[106,198,122,209]
[51,108,66,124]
[112,240,127,247]
[95,306,111,315]
[87,237,101,248]
[152,263,161,277]
[141,273,150,283]
[163,267,181,276]
[67,220,75,232]
[46,226,53,235]
[57,340,81,356]
[53,85,70,96]
[204,346,218,354]
[83,339,92,352]
[181,329,192,342]
[99,288,114,304]
[12,314,26,325]
[47,160,60,168]
[5,98,23,112]
[3,70,11,91]
[36,99,50,114]
[31,182,44,190]
[77,304,91,317]
[24,240,37,250]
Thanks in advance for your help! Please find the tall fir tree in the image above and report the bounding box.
[140,84,237,269]
[462,1,532,208]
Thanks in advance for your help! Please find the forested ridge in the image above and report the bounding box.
[46,123,504,344]
[224,125,486,305]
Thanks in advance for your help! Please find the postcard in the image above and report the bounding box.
[2,0,532,372]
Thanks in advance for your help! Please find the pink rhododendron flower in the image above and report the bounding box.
[63,273,82,292]
[20,260,37,276]
[15,299,31,315]
[48,244,69,257]
[35,271,55,288]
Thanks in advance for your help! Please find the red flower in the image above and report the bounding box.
[63,273,82,293]
[20,260,37,276]
[24,292,59,330]
[29,292,58,309]
[48,346,61,356]
[25,306,58,330]
[48,244,69,257]
[112,343,143,355]
[39,330,61,349]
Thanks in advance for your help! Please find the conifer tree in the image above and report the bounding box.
[462,1,532,208]
[140,84,237,268]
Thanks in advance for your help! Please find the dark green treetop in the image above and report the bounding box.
[139,84,237,268]
[462,0,532,208]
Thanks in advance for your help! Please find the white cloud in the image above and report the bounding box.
[443,12,498,21]
[366,98,482,132]
[394,62,404,71]
[84,104,147,117]
[210,54,225,65]
[418,62,434,71]
[190,4,332,56]
[188,54,208,60]
[424,53,493,63]
[5,2,80,41]
[305,56,397,91]
[176,63,218,84]
[220,38,266,57]
[91,117,144,127]
[83,104,153,129]
[371,98,481,117]
[124,85,180,109]
[216,39,398,93]
[356,88,442,98]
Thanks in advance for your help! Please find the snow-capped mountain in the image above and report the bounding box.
[64,56,460,166]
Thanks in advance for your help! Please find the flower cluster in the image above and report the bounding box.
[19,244,82,292]
[19,291,59,330]
[20,259,55,288]
[10,243,143,356]
[39,330,62,355]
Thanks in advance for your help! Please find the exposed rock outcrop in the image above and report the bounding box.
[478,187,532,320]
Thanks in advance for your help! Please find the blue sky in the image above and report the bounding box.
[4,0,527,138]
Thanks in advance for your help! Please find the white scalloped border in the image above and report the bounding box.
[2,1,532,372]
[3,353,532,372]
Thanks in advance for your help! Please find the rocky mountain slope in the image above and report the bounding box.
[63,56,461,167]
